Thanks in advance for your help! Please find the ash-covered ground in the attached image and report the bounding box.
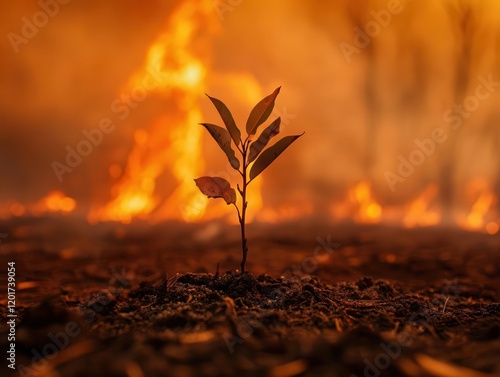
[0,217,499,376]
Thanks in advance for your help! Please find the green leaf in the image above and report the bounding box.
[206,94,241,146]
[247,117,281,163]
[246,87,281,136]
[194,176,236,205]
[249,133,304,181]
[200,123,240,170]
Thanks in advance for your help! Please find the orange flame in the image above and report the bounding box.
[1,191,76,219]
[88,1,272,225]
[458,178,498,233]
[350,181,382,223]
[90,0,214,224]
[41,191,76,213]
[404,184,441,228]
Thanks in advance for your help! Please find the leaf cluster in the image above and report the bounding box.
[195,87,304,205]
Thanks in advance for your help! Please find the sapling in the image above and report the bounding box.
[194,87,303,273]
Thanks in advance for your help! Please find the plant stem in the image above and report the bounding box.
[240,144,248,273]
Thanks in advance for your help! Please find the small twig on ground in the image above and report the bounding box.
[442,296,451,314]
[215,260,221,280]
[161,273,168,290]
[167,273,180,288]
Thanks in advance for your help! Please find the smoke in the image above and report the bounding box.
[210,0,500,210]
[1,0,499,220]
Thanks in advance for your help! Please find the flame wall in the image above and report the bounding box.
[0,0,499,230]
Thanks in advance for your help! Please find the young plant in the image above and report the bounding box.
[194,87,303,273]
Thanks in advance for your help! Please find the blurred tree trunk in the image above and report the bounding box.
[441,1,476,224]
[494,35,500,217]
[346,1,379,180]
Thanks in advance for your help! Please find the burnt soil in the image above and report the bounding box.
[0,217,499,377]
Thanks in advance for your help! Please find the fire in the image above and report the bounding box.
[403,184,441,228]
[40,191,76,213]
[329,181,383,223]
[89,0,214,224]
[2,3,498,233]
[327,178,498,235]
[27,191,76,217]
[466,192,495,229]
[0,191,76,219]
[87,1,270,225]
[350,181,382,223]
[458,178,498,234]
